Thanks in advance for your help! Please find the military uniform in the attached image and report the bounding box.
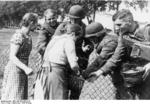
[80,30,129,99]
[36,22,59,57]
[121,22,150,99]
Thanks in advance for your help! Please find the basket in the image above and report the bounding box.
[121,65,145,88]
[68,74,85,92]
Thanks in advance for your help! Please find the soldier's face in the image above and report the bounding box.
[45,13,57,26]
[114,18,131,35]
[69,18,81,24]
[88,36,99,44]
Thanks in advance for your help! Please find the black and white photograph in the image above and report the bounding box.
[1,0,150,102]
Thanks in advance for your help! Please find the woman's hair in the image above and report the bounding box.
[66,23,81,36]
[112,9,133,22]
[20,13,38,27]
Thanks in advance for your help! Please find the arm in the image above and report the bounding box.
[100,34,125,74]
[10,34,33,75]
[65,38,80,75]
[82,39,117,79]
[86,35,125,82]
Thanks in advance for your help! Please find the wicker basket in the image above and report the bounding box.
[122,66,145,87]
[68,74,85,92]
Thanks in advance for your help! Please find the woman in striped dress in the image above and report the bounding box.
[1,13,38,100]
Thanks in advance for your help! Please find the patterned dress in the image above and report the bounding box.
[1,30,32,100]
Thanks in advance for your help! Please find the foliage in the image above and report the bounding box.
[0,0,148,28]
[124,0,148,10]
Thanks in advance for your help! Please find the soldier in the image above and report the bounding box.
[112,9,150,99]
[53,5,94,99]
[80,22,126,99]
[54,5,86,36]
[36,9,59,57]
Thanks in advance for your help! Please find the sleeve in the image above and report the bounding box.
[10,33,23,45]
[100,36,126,74]
[64,38,78,68]
[93,40,117,70]
[36,29,50,56]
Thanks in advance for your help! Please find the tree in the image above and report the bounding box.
[0,0,148,28]
[124,0,148,10]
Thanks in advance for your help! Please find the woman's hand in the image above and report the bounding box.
[25,67,33,75]
[87,70,103,82]
[143,63,150,80]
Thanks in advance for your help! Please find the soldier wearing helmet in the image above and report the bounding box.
[54,5,86,37]
[80,21,128,99]
[36,9,59,57]
[81,9,150,100]
[68,4,86,36]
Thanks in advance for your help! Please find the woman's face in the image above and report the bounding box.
[69,18,81,24]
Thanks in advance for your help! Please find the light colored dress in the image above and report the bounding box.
[1,30,32,100]
[34,34,78,99]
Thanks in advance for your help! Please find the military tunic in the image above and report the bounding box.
[36,22,59,56]
[80,31,128,99]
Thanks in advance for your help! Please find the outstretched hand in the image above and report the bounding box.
[25,67,33,76]
[87,70,103,82]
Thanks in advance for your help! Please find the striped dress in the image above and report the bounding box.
[1,30,32,100]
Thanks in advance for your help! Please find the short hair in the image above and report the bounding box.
[66,24,81,36]
[44,9,57,17]
[21,13,38,27]
[112,9,133,22]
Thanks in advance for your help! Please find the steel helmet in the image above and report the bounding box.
[85,22,106,38]
[68,5,85,19]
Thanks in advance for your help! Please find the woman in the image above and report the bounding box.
[1,13,38,100]
[34,24,81,99]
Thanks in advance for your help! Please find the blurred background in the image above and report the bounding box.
[0,0,150,30]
